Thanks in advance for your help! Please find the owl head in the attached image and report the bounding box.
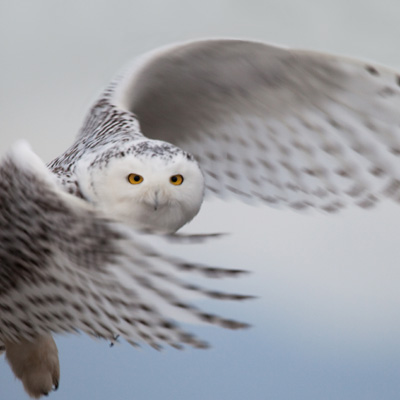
[76,139,205,233]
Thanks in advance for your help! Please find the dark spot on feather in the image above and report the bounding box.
[369,166,385,177]
[249,176,260,185]
[127,339,141,347]
[205,169,218,180]
[322,142,342,155]
[118,328,129,337]
[226,153,236,162]
[286,183,301,192]
[321,204,339,213]
[205,185,219,194]
[281,161,298,177]
[255,194,279,204]
[379,87,396,97]
[326,117,342,129]
[300,119,314,130]
[384,179,400,197]
[290,201,312,210]
[253,138,269,151]
[178,332,196,343]
[98,322,114,336]
[72,303,83,312]
[104,312,118,323]
[199,313,216,323]
[303,168,317,176]
[91,293,102,303]
[365,65,379,76]
[258,158,275,172]
[184,284,199,291]
[138,331,151,341]
[161,321,176,330]
[390,147,400,156]
[62,311,73,320]
[177,262,195,271]
[244,159,255,168]
[357,195,378,208]
[206,152,217,161]
[221,319,250,329]
[291,139,314,154]
[87,305,99,316]
[335,168,350,178]
[238,138,249,148]
[226,171,238,179]
[139,304,154,312]
[122,316,136,326]
[174,302,190,309]
[312,187,329,198]
[346,184,366,197]
[226,185,251,198]
[138,319,151,327]
[22,320,34,330]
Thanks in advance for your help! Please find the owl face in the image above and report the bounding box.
[77,148,205,233]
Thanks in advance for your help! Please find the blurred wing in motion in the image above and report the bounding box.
[0,141,250,351]
[107,39,400,212]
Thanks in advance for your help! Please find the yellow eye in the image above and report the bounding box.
[170,174,184,185]
[128,173,144,184]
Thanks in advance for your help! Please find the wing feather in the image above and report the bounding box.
[0,142,249,349]
[106,39,400,211]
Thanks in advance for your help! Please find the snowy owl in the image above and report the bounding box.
[3,38,400,398]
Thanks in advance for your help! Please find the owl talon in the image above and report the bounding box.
[5,334,60,399]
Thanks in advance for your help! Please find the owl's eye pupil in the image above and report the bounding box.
[128,173,144,184]
[170,174,184,185]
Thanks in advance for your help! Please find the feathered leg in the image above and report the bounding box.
[5,334,60,398]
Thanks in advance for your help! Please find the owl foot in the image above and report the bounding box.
[5,334,60,398]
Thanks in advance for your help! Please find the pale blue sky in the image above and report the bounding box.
[2,1,400,399]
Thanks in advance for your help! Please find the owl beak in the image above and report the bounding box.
[153,191,159,211]
[144,190,163,211]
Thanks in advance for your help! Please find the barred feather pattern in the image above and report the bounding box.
[0,143,250,350]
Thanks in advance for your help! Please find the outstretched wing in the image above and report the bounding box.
[0,142,250,350]
[107,39,400,212]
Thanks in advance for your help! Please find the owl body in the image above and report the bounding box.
[4,38,400,398]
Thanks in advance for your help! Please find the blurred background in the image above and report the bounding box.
[2,1,400,399]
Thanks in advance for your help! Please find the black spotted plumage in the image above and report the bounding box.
[0,142,250,349]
